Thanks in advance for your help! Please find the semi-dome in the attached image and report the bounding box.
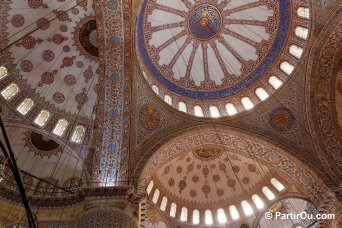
[136,0,311,117]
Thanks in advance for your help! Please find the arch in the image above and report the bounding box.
[271,178,285,191]
[152,85,159,94]
[241,97,254,110]
[146,181,154,195]
[255,88,269,101]
[71,125,86,144]
[225,103,237,116]
[229,205,239,220]
[17,98,34,115]
[297,7,310,19]
[180,207,188,221]
[0,66,8,80]
[53,119,69,137]
[262,187,275,200]
[252,194,264,209]
[164,95,172,105]
[204,210,213,225]
[170,203,177,217]
[295,27,309,40]
[178,102,187,112]
[209,106,220,118]
[192,209,200,224]
[152,189,160,204]
[289,45,303,59]
[280,61,295,75]
[34,110,51,127]
[217,208,227,224]
[137,125,329,210]
[194,105,204,117]
[268,76,283,89]
[1,83,19,100]
[241,200,253,216]
[160,196,168,211]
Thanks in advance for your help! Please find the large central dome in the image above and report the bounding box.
[136,0,310,117]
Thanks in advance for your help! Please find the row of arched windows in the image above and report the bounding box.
[147,7,310,118]
[0,66,86,144]
[147,178,285,225]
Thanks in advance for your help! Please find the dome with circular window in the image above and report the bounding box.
[136,0,311,117]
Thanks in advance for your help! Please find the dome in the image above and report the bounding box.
[136,0,311,117]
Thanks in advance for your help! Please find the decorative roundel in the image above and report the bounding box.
[136,0,311,117]
[188,4,222,40]
[269,107,294,131]
[73,16,99,60]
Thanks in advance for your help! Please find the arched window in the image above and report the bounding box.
[53,119,69,137]
[164,95,172,105]
[142,71,148,79]
[192,210,200,225]
[229,205,240,220]
[152,189,160,204]
[268,76,283,89]
[71,125,86,144]
[209,106,220,118]
[152,85,159,94]
[280,61,295,75]
[225,103,237,116]
[289,45,303,59]
[160,196,168,211]
[0,66,8,80]
[180,207,188,221]
[17,98,34,115]
[1,83,19,100]
[241,97,254,110]
[297,7,310,19]
[178,102,187,112]
[205,210,213,225]
[217,208,227,224]
[255,88,269,101]
[271,178,285,191]
[241,200,254,216]
[34,110,51,127]
[295,27,309,40]
[194,105,204,117]
[146,181,154,195]
[170,203,177,217]
[262,186,275,200]
[252,194,264,209]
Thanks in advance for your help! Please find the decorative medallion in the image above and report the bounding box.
[139,104,160,130]
[74,17,99,58]
[194,147,221,159]
[269,107,295,131]
[24,131,62,158]
[188,4,222,40]
[268,201,284,214]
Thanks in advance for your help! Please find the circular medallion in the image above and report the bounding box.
[74,18,99,58]
[188,4,222,40]
[139,104,160,130]
[269,107,294,131]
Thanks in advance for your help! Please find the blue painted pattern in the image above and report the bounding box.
[137,0,291,100]
[188,4,222,40]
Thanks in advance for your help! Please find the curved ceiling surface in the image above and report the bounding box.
[136,0,311,117]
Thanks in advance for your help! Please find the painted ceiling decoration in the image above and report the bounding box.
[138,126,329,226]
[0,0,99,145]
[136,0,311,117]
[0,126,86,198]
[24,131,62,158]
